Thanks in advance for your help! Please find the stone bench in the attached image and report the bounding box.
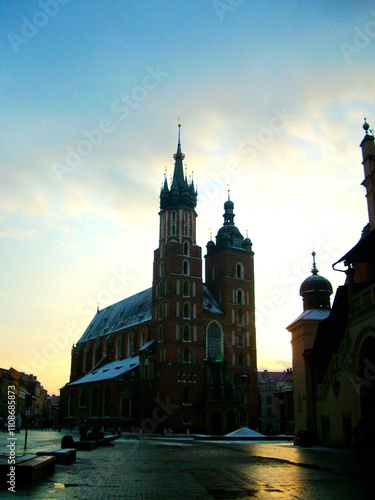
[36,448,76,465]
[72,440,97,451]
[0,455,55,485]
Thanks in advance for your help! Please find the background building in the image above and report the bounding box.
[258,368,293,435]
[60,128,259,434]
[0,368,50,429]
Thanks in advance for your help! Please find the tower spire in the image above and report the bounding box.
[311,250,319,275]
[171,123,185,189]
[159,125,197,211]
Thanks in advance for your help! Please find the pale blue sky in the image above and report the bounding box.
[1,0,375,394]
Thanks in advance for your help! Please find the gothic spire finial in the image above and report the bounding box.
[363,117,370,134]
[311,250,319,275]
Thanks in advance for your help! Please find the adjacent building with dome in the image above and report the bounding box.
[59,127,259,434]
[287,252,333,437]
[288,120,375,447]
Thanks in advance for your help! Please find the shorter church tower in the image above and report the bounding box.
[204,195,258,433]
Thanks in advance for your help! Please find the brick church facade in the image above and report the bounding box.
[60,127,259,434]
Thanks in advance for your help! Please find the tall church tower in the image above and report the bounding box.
[151,125,204,430]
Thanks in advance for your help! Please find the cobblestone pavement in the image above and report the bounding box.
[1,431,374,499]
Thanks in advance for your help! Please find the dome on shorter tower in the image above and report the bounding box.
[300,252,333,310]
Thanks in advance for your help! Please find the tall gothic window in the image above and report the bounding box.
[236,263,244,279]
[183,241,189,255]
[91,387,98,416]
[183,260,190,275]
[183,302,190,319]
[183,324,190,341]
[183,348,190,363]
[206,321,223,360]
[212,265,218,280]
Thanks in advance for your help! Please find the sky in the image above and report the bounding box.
[1,0,375,395]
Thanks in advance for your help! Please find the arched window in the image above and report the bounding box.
[237,310,243,325]
[127,334,133,357]
[189,371,195,381]
[158,282,163,298]
[176,279,180,295]
[236,263,244,279]
[206,321,223,359]
[183,260,190,276]
[91,387,98,416]
[212,265,218,280]
[159,304,163,320]
[183,348,190,363]
[115,339,120,359]
[183,302,190,319]
[238,353,244,366]
[159,261,164,278]
[237,289,243,305]
[183,324,190,342]
[183,386,190,404]
[79,387,86,407]
[183,280,190,297]
[83,350,88,372]
[176,348,181,362]
[183,241,189,255]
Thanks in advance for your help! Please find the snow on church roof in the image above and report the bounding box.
[77,288,153,344]
[77,284,223,345]
[67,356,140,386]
[202,286,224,315]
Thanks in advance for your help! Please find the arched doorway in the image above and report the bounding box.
[211,411,222,435]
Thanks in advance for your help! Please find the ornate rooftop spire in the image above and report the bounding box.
[363,117,370,134]
[160,125,197,211]
[311,250,319,275]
